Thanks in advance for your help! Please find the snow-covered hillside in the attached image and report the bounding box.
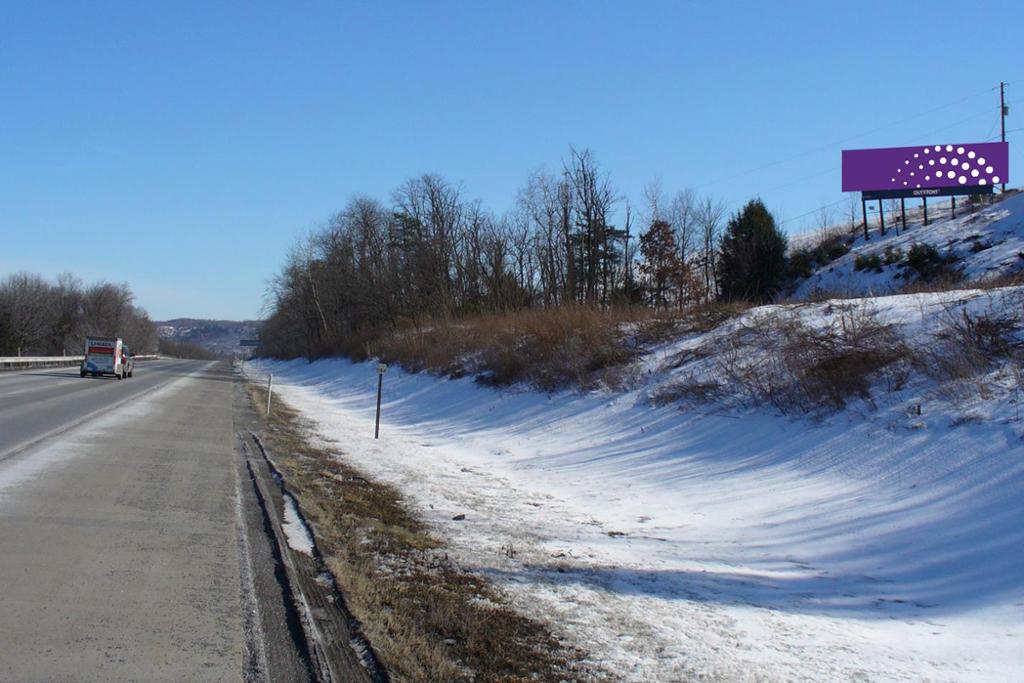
[246,285,1024,681]
[793,191,1024,299]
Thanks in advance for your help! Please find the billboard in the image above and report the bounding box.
[842,142,1008,193]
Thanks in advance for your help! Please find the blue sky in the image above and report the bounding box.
[2,1,1021,320]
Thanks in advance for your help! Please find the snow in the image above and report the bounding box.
[282,492,315,556]
[245,290,1024,683]
[793,192,1024,299]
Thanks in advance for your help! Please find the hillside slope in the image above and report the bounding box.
[793,191,1024,299]
[246,284,1024,681]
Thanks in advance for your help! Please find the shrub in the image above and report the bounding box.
[786,231,851,283]
[924,305,1020,383]
[818,235,851,262]
[883,246,904,265]
[786,249,815,280]
[905,242,956,280]
[377,306,646,391]
[854,253,883,272]
[710,305,910,413]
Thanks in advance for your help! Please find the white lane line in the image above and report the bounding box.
[0,362,215,465]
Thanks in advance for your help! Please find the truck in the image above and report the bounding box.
[80,336,128,380]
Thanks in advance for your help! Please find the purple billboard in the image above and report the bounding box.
[842,142,1008,193]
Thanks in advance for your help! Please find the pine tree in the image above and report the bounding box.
[717,199,787,302]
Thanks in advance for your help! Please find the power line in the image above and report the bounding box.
[779,197,848,227]
[693,85,996,190]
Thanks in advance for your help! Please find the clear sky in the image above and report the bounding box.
[2,1,1022,320]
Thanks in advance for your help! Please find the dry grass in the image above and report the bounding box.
[247,383,595,683]
[651,378,725,406]
[897,270,1024,295]
[710,304,912,413]
[376,306,645,391]
[373,303,757,392]
[924,300,1023,388]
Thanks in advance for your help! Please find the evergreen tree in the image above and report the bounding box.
[717,199,787,302]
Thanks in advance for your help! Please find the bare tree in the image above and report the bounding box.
[696,197,726,302]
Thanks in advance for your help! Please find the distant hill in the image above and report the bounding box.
[155,318,262,357]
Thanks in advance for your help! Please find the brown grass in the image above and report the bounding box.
[897,270,1024,296]
[924,301,1023,387]
[711,304,912,413]
[247,383,596,683]
[375,306,644,391]
[372,303,755,393]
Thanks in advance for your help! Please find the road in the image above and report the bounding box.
[0,360,309,682]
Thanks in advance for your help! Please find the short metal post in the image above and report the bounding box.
[266,373,273,417]
[374,374,383,439]
[374,363,388,439]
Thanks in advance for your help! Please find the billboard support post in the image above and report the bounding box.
[951,196,956,219]
[861,196,868,240]
[923,197,928,226]
[900,198,906,233]
[878,200,886,236]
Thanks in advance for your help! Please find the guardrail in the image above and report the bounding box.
[0,356,84,370]
[0,355,161,371]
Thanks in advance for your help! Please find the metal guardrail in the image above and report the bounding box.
[0,355,161,370]
[0,356,84,370]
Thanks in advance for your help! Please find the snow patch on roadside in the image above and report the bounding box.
[281,493,315,556]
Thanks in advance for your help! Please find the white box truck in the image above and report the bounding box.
[80,336,127,379]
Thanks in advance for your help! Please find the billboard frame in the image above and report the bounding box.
[843,141,1008,239]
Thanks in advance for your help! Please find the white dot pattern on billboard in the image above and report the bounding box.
[892,145,1002,188]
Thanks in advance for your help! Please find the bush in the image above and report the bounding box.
[854,253,883,272]
[819,235,851,262]
[710,305,910,413]
[786,249,815,280]
[376,306,646,391]
[883,246,904,265]
[925,306,1020,383]
[786,231,851,283]
[905,242,956,280]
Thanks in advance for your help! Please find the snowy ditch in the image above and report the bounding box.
[245,295,1024,681]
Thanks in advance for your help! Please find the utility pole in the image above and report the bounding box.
[1000,81,1008,194]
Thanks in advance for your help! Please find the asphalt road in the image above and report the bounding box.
[0,359,204,461]
[0,360,309,682]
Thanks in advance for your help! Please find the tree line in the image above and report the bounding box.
[261,148,789,359]
[0,272,158,356]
